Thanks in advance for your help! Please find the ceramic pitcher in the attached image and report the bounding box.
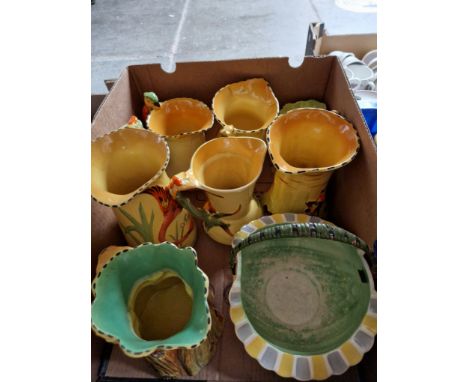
[212,78,279,140]
[91,242,223,377]
[262,108,360,214]
[168,137,267,245]
[91,120,197,247]
[146,93,214,176]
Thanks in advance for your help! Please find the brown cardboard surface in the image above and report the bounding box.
[91,330,104,381]
[323,59,377,246]
[91,68,134,140]
[91,56,376,381]
[91,94,106,122]
[318,34,377,60]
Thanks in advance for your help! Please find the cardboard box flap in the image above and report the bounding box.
[128,57,335,115]
[324,60,377,246]
[91,69,134,140]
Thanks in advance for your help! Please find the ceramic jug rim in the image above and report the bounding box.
[91,242,211,358]
[211,77,280,133]
[266,107,360,175]
[147,97,214,139]
[91,125,170,208]
[190,136,267,194]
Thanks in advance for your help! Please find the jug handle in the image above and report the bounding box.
[126,115,145,129]
[168,171,232,232]
[142,91,160,126]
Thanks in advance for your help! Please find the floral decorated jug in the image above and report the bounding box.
[91,242,223,377]
[169,137,267,245]
[145,92,214,177]
[91,118,197,247]
[263,108,360,214]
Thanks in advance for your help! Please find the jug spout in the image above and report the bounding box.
[91,126,197,247]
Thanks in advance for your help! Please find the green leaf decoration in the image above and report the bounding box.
[118,203,155,243]
[174,192,231,231]
[280,99,327,114]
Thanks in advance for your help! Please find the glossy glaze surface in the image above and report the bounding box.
[91,243,211,358]
[128,271,193,341]
[263,108,359,214]
[212,78,279,139]
[268,108,359,172]
[92,128,168,206]
[147,97,214,176]
[147,98,213,137]
[91,127,197,247]
[229,215,377,380]
[171,137,267,245]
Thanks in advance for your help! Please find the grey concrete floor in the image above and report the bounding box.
[92,0,376,94]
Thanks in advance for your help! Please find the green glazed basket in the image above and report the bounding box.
[229,213,377,381]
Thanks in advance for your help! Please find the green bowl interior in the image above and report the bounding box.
[91,244,208,353]
[240,233,371,355]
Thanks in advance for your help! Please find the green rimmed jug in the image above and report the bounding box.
[91,242,223,377]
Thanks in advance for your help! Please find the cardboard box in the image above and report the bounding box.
[318,33,377,60]
[91,56,377,381]
[307,23,377,60]
[91,94,106,122]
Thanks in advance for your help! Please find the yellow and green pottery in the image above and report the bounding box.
[91,243,223,377]
[212,78,279,140]
[169,136,267,245]
[262,108,360,215]
[230,213,327,270]
[229,215,376,380]
[147,96,214,177]
[142,91,159,123]
[91,126,197,247]
[279,99,327,114]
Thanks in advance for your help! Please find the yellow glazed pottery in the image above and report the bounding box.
[263,108,360,214]
[212,78,279,140]
[169,137,267,245]
[147,97,214,177]
[91,125,197,247]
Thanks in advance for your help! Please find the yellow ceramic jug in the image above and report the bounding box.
[169,137,267,245]
[262,108,360,214]
[212,78,279,140]
[146,95,214,177]
[91,121,197,247]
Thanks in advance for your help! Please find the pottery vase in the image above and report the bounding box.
[92,243,223,377]
[263,108,360,214]
[91,125,197,247]
[169,137,267,245]
[147,96,214,177]
[212,78,279,140]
